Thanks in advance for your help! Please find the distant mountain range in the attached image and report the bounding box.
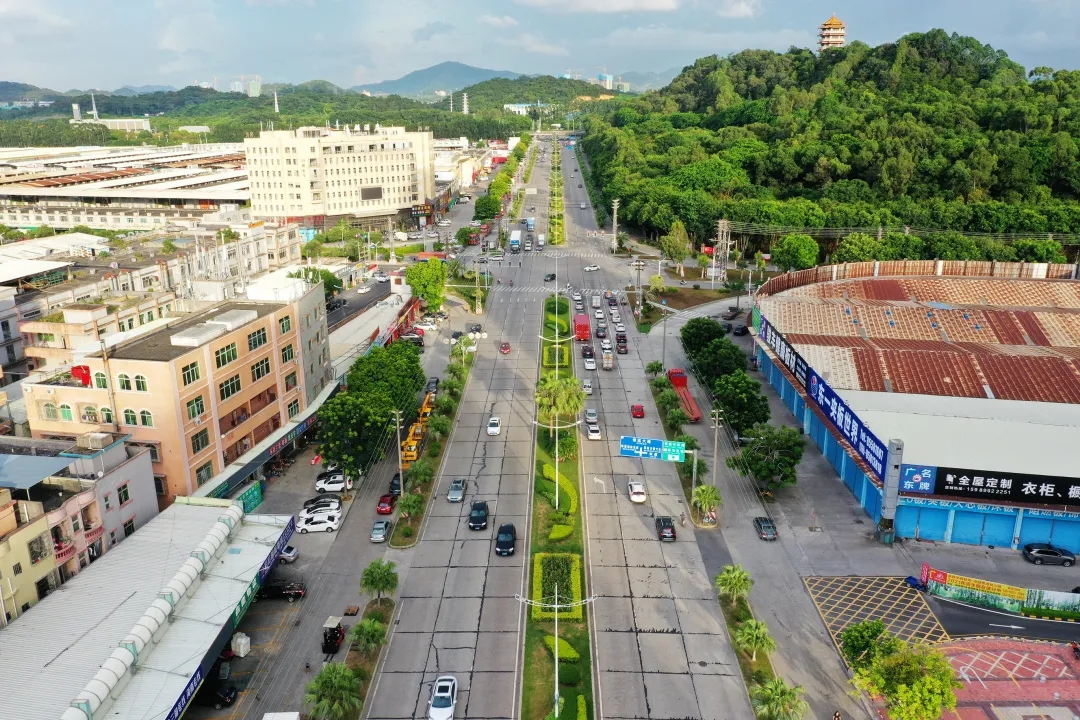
[0,81,178,101]
[351,61,521,98]
[111,85,177,96]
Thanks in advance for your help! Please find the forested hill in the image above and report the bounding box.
[582,29,1080,240]
[431,75,621,113]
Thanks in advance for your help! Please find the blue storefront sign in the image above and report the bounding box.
[164,665,204,720]
[901,465,937,494]
[259,516,296,584]
[806,368,887,480]
[759,317,808,388]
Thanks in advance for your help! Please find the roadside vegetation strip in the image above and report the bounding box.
[573,144,609,228]
[346,597,397,710]
[522,296,594,720]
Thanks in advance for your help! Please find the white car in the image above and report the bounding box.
[315,474,352,493]
[600,339,613,352]
[586,424,602,441]
[408,232,423,240]
[594,309,604,319]
[437,220,451,227]
[628,481,648,503]
[428,676,458,720]
[374,273,390,283]
[584,357,596,371]
[614,323,626,333]
[487,416,502,436]
[584,265,599,272]
[469,220,481,227]
[571,292,582,302]
[610,311,621,323]
[415,320,438,331]
[298,504,339,520]
[584,408,598,425]
[297,513,341,533]
[356,285,372,294]
[582,379,593,395]
[427,231,439,238]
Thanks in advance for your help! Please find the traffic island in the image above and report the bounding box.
[346,598,396,710]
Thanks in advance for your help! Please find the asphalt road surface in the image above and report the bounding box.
[927,595,1080,642]
[327,279,390,330]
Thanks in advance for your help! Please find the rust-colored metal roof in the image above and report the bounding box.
[22,168,151,188]
[158,153,246,168]
[773,273,1080,404]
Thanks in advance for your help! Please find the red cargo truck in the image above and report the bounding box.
[480,223,490,236]
[574,314,591,341]
[667,368,702,422]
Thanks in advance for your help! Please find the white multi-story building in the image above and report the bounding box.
[244,126,435,226]
[818,15,846,51]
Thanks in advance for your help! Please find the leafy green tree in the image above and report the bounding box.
[404,259,448,311]
[680,317,726,360]
[316,392,395,479]
[714,564,753,604]
[832,232,883,263]
[673,433,701,450]
[346,343,426,411]
[660,219,691,276]
[473,195,500,220]
[749,678,809,720]
[697,253,712,278]
[555,430,578,462]
[695,338,747,383]
[403,458,434,491]
[441,376,464,400]
[735,619,776,662]
[304,663,363,720]
[851,643,962,720]
[360,558,399,600]
[881,232,926,261]
[301,239,324,260]
[434,394,458,415]
[666,408,689,432]
[772,234,818,272]
[348,618,386,655]
[1014,238,1067,263]
[691,484,722,514]
[727,424,806,490]
[650,376,672,391]
[713,371,770,435]
[427,414,453,441]
[647,274,666,298]
[161,238,177,254]
[646,360,665,377]
[397,491,425,521]
[455,227,474,246]
[840,620,905,671]
[925,231,982,261]
[288,266,343,301]
[656,389,681,414]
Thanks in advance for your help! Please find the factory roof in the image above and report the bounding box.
[0,259,72,285]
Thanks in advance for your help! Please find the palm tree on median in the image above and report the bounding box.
[749,678,808,720]
[714,564,753,605]
[735,618,776,662]
[304,663,363,720]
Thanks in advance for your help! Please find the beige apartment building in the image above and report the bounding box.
[244,125,436,225]
[21,286,331,507]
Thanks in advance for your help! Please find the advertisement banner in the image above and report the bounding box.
[900,465,937,494]
[164,665,204,720]
[935,466,1080,508]
[923,563,1026,612]
[758,317,808,388]
[806,368,888,480]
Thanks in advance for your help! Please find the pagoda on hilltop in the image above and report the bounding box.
[818,14,846,52]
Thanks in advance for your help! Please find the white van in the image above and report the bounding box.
[591,295,602,309]
[579,202,587,210]
[537,233,546,250]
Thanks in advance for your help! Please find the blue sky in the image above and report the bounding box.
[2,0,1079,90]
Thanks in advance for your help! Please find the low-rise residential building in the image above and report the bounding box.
[0,431,157,625]
[21,288,331,506]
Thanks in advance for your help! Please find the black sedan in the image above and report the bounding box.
[494,523,516,556]
[544,273,556,282]
[469,500,490,530]
[655,516,677,541]
[733,325,750,336]
[257,580,307,602]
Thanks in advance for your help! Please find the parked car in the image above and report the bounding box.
[426,377,440,394]
[468,501,490,530]
[427,675,458,720]
[297,514,341,533]
[315,473,351,493]
[753,516,778,541]
[733,325,749,336]
[494,523,517,556]
[195,684,237,710]
[1023,543,1075,566]
[277,545,299,564]
[257,580,307,602]
[631,404,645,418]
[655,516,677,541]
[299,504,340,520]
[303,494,340,509]
[628,481,647,503]
[389,473,402,497]
[376,494,397,515]
[487,416,502,436]
[370,519,392,543]
[447,477,467,503]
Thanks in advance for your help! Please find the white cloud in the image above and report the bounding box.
[717,0,760,18]
[245,0,313,5]
[514,0,680,12]
[0,0,70,37]
[599,25,810,53]
[159,12,217,54]
[480,14,519,28]
[498,33,570,56]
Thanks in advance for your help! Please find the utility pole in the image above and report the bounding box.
[661,311,669,369]
[712,218,730,290]
[394,409,404,482]
[710,408,722,491]
[611,198,619,256]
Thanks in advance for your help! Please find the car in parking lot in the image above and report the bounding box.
[581,345,594,358]
[544,273,556,281]
[628,481,647,503]
[584,265,599,271]
[427,675,458,720]
[631,404,645,418]
[447,478,467,503]
[584,408,598,425]
[257,579,307,602]
[468,501,490,530]
[376,494,397,515]
[299,503,339,521]
[303,494,341,510]
[733,325,749,336]
[297,513,341,533]
[582,379,593,395]
[370,519,392,543]
[583,357,596,371]
[437,220,451,227]
[494,523,517,556]
[315,473,351,493]
[753,516,778,540]
[586,424,602,441]
[655,516,677,541]
[389,473,402,497]
[416,320,437,331]
[277,545,299,564]
[1023,543,1075,566]
[195,684,237,710]
[487,416,502,435]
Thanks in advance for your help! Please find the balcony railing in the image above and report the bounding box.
[54,543,76,564]
[84,524,104,543]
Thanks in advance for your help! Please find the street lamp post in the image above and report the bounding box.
[533,418,581,511]
[516,586,594,718]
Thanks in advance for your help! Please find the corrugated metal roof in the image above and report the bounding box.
[0,453,73,489]
[0,503,290,720]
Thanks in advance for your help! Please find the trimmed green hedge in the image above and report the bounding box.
[548,524,573,541]
[542,463,578,513]
[543,344,570,368]
[544,634,580,662]
[543,697,565,720]
[577,695,588,720]
[1021,606,1080,621]
[532,553,583,620]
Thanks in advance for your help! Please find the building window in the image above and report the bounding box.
[154,475,166,496]
[187,396,205,420]
[104,493,111,510]
[43,403,57,420]
[285,372,297,391]
[72,514,81,532]
[192,428,210,454]
[146,444,160,462]
[123,519,135,537]
[109,530,116,545]
[12,562,21,576]
[123,409,137,425]
[139,410,153,427]
[134,375,148,392]
[100,407,113,424]
[219,374,242,401]
[195,461,214,486]
[279,315,291,333]
[181,361,200,385]
[288,399,300,418]
[215,343,238,369]
[83,406,98,423]
[94,372,108,389]
[251,357,271,382]
[117,484,130,505]
[118,374,132,390]
[247,327,267,351]
[281,344,294,364]
[60,404,73,421]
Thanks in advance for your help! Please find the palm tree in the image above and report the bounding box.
[427,414,452,442]
[535,372,563,438]
[715,564,753,605]
[646,360,665,378]
[557,375,586,419]
[348,618,386,655]
[303,663,363,720]
[360,558,399,600]
[404,459,433,490]
[749,678,808,720]
[735,619,776,662]
[397,491,424,521]
[691,484,722,514]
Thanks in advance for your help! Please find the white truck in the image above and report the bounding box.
[537,233,546,250]
[591,295,602,309]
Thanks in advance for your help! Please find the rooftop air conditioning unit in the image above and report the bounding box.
[87,432,111,450]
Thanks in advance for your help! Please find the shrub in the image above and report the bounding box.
[542,464,578,513]
[427,440,442,457]
[367,609,386,624]
[544,635,580,662]
[543,698,566,720]
[558,664,580,686]
[548,524,573,541]
[400,526,414,538]
[532,553,583,620]
[693,284,701,290]
[577,695,588,720]
[542,344,570,368]
[1021,606,1080,621]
